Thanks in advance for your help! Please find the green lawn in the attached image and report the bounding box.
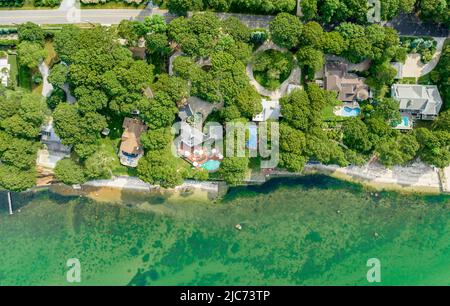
[18,65,32,90]
[97,137,137,177]
[322,103,346,122]
[7,53,17,86]
[44,40,58,67]
[398,77,417,84]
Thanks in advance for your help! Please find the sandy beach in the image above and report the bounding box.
[81,177,224,203]
[302,162,443,194]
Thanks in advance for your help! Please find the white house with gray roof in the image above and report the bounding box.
[252,99,281,122]
[391,84,443,120]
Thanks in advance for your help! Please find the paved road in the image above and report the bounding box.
[0,9,447,37]
[385,13,449,38]
[0,8,167,25]
[0,8,272,27]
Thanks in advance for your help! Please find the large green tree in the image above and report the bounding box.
[219,157,249,185]
[269,13,302,49]
[54,158,86,185]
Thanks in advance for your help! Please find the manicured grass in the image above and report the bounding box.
[322,101,345,122]
[97,137,136,177]
[44,40,57,66]
[18,65,32,90]
[32,82,42,94]
[7,53,18,85]
[398,77,417,84]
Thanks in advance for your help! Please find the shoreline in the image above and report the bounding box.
[23,162,450,203]
[303,162,444,194]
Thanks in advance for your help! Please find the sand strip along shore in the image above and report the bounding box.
[77,162,449,197]
[303,162,443,194]
[83,176,222,193]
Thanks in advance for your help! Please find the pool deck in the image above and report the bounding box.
[333,102,361,117]
[179,145,223,171]
[394,113,413,130]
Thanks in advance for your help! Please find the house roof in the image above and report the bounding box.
[252,99,281,122]
[392,84,443,116]
[178,103,193,121]
[391,62,403,79]
[41,118,71,154]
[180,122,205,148]
[120,118,147,155]
[129,47,146,60]
[324,61,369,102]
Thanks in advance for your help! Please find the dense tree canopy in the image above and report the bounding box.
[17,41,47,69]
[219,156,249,185]
[17,22,45,44]
[0,90,46,191]
[269,13,302,50]
[137,150,184,187]
[54,158,86,185]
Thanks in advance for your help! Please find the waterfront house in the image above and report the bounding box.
[176,97,223,170]
[36,118,71,169]
[391,84,443,120]
[324,61,370,102]
[119,118,147,167]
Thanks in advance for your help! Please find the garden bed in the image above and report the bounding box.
[400,36,437,63]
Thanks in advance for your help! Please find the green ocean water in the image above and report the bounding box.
[0,175,449,286]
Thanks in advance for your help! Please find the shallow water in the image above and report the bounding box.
[0,175,449,285]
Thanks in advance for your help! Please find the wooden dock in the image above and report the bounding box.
[7,192,13,215]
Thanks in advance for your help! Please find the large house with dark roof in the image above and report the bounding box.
[324,61,370,102]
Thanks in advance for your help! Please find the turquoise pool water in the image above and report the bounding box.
[201,159,221,172]
[342,106,361,117]
[402,116,410,126]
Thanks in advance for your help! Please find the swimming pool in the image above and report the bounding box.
[394,115,412,129]
[201,160,221,172]
[402,116,410,126]
[341,106,361,117]
[247,125,258,150]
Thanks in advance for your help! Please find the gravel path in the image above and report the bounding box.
[38,61,53,98]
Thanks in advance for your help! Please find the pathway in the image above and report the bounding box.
[400,37,446,78]
[246,41,301,100]
[38,61,53,98]
[385,13,449,38]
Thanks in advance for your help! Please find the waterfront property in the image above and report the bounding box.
[177,122,223,171]
[119,117,147,167]
[324,61,370,102]
[391,84,443,120]
[177,98,223,171]
[36,118,71,169]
